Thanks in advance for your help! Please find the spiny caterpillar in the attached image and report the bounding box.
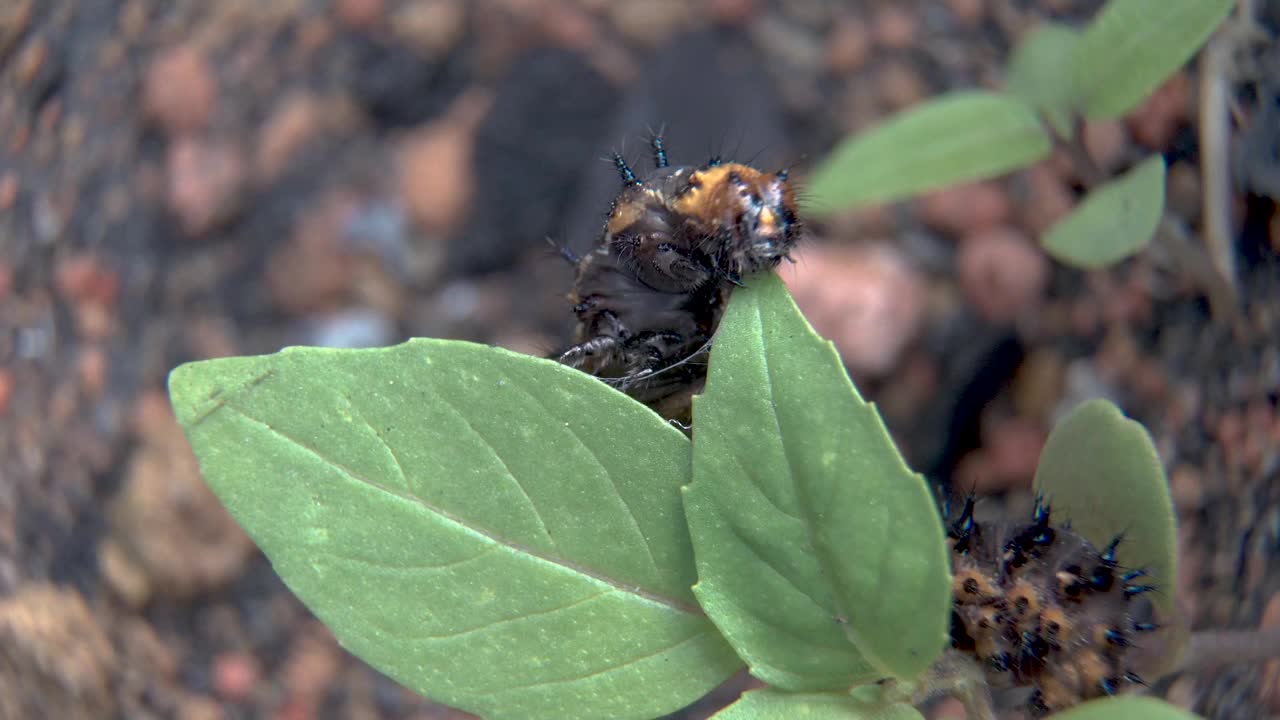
[945,495,1160,717]
[552,133,801,421]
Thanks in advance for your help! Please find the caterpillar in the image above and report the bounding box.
[552,133,801,422]
[945,495,1160,717]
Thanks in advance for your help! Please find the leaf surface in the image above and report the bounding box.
[683,274,951,691]
[1074,0,1234,119]
[1041,154,1166,269]
[710,689,924,720]
[1034,398,1178,615]
[1006,22,1082,136]
[805,91,1051,213]
[169,339,741,720]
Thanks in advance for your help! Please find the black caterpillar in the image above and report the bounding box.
[552,133,801,422]
[945,495,1160,717]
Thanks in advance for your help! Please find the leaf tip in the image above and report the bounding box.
[167,360,214,426]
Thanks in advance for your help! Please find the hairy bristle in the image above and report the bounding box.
[942,496,1158,717]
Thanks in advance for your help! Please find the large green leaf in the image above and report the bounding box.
[1006,22,1082,137]
[1048,696,1201,719]
[1073,0,1233,119]
[805,91,1051,213]
[1033,398,1178,614]
[683,274,951,691]
[710,689,925,720]
[168,340,742,720]
[1041,154,1166,269]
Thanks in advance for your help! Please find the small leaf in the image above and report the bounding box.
[1041,154,1166,269]
[804,91,1051,213]
[1074,0,1233,119]
[711,689,925,720]
[683,273,952,691]
[1033,399,1178,615]
[168,340,741,720]
[1047,696,1202,719]
[1006,22,1082,137]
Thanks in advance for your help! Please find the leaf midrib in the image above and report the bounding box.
[753,298,897,679]
[208,398,704,617]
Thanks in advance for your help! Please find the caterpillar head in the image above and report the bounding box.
[670,162,801,278]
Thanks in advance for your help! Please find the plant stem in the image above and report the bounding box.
[1198,25,1241,310]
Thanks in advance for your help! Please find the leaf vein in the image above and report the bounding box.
[217,401,702,615]
[427,389,560,551]
[478,629,709,695]
[409,589,615,642]
[321,544,499,574]
[725,519,829,616]
[338,390,410,487]
[725,451,802,522]
[506,383,662,579]
[716,589,857,654]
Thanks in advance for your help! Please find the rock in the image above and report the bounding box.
[825,16,871,74]
[12,36,47,91]
[76,344,107,398]
[257,93,322,181]
[1083,118,1128,175]
[54,253,118,307]
[1169,464,1204,512]
[707,0,759,26]
[335,0,384,29]
[0,367,12,415]
[1022,164,1075,235]
[920,181,1011,237]
[143,46,217,135]
[166,137,246,237]
[283,622,341,706]
[0,0,34,59]
[611,1,693,49]
[0,584,117,718]
[1127,71,1190,150]
[398,89,491,237]
[1262,592,1280,711]
[871,4,915,49]
[877,58,928,110]
[392,0,467,58]
[955,415,1045,493]
[783,242,927,379]
[945,0,986,26]
[0,172,16,211]
[100,392,254,604]
[266,190,359,315]
[958,226,1049,325]
[213,652,260,703]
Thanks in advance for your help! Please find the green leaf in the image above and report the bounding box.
[1041,154,1166,269]
[804,91,1051,213]
[1048,696,1202,719]
[1033,398,1178,615]
[683,273,951,691]
[168,340,742,720]
[710,689,925,720]
[1074,0,1233,119]
[1006,22,1082,137]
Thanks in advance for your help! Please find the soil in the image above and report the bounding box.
[1,1,1276,718]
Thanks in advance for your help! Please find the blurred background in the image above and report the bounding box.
[1,0,1277,717]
